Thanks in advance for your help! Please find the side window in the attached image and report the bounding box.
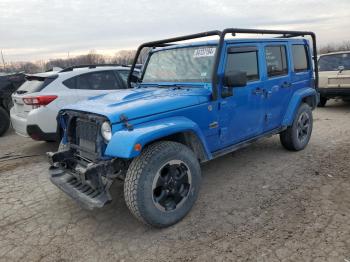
[225,48,259,82]
[76,74,91,89]
[62,77,76,89]
[292,45,310,72]
[116,70,129,85]
[265,46,288,77]
[76,71,120,90]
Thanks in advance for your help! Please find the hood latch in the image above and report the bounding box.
[120,114,134,131]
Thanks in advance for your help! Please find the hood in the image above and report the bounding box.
[63,86,212,123]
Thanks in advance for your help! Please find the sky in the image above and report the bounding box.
[1,0,349,62]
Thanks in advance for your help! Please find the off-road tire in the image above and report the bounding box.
[0,107,10,136]
[124,141,201,228]
[280,103,313,151]
[318,96,327,107]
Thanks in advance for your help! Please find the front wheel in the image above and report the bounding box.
[124,141,201,227]
[280,103,313,151]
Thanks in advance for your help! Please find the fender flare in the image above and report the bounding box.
[105,116,212,159]
[282,87,318,126]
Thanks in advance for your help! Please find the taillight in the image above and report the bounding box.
[23,95,57,106]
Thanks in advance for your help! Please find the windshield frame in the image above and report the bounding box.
[139,44,217,85]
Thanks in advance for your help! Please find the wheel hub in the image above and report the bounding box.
[152,160,192,212]
[297,112,310,142]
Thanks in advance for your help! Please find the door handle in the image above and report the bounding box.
[281,82,292,88]
[252,87,264,95]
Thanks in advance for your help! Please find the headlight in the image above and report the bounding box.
[101,121,112,141]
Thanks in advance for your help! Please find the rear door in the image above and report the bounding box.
[262,43,292,131]
[290,43,313,93]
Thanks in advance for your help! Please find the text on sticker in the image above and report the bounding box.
[193,48,216,58]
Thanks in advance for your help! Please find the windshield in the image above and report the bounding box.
[142,46,216,83]
[319,53,350,71]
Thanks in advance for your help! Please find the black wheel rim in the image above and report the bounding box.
[297,112,310,142]
[152,160,192,212]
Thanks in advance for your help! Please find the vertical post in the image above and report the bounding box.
[0,50,6,71]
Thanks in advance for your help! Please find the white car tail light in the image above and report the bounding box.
[23,95,58,107]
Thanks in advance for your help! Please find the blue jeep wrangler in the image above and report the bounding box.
[48,28,319,227]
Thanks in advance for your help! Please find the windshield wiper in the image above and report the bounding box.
[158,83,184,88]
[139,83,184,89]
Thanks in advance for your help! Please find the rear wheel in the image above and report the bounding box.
[0,107,10,136]
[124,141,201,227]
[280,103,313,151]
[318,96,328,107]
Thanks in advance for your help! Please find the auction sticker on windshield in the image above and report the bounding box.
[193,47,216,58]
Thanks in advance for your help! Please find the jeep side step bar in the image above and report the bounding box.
[128,28,318,99]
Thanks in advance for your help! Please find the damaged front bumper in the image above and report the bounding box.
[47,149,125,210]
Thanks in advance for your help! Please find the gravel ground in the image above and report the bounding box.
[0,101,349,262]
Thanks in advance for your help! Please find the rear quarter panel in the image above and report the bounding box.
[282,87,317,126]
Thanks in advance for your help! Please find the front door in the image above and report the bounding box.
[218,44,265,147]
[262,44,292,131]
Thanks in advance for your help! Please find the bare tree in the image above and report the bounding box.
[1,49,140,74]
[319,41,350,54]
[111,50,136,65]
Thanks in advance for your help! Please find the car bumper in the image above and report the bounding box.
[27,124,57,141]
[47,150,118,210]
[10,110,29,137]
[319,87,350,97]
[10,107,58,140]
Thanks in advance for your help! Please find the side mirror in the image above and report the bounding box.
[224,71,247,88]
[338,65,345,73]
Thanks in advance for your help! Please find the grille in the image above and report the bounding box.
[75,118,99,155]
[64,111,106,161]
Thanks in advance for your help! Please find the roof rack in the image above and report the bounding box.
[59,64,129,73]
[128,28,318,100]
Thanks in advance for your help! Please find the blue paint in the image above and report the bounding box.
[105,116,211,159]
[60,37,317,160]
[282,87,317,126]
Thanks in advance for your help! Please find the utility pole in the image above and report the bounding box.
[0,50,6,71]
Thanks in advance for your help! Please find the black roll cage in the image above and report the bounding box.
[128,28,318,100]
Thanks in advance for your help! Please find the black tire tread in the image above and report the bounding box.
[124,141,188,226]
[280,103,312,151]
[318,97,327,107]
[280,126,295,151]
[0,107,10,137]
